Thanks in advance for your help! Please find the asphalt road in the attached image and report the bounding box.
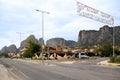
[0,58,120,80]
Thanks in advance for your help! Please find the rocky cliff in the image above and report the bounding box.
[46,37,77,48]
[0,44,18,53]
[0,35,45,53]
[78,25,120,47]
[46,38,66,46]
[20,35,44,49]
[65,40,78,48]
[1,25,120,53]
[20,35,38,48]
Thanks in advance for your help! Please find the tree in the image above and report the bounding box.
[0,53,9,58]
[100,43,113,57]
[23,40,42,58]
[115,48,120,55]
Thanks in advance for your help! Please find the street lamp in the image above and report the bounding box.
[36,9,50,63]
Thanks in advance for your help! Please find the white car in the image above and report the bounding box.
[79,52,89,59]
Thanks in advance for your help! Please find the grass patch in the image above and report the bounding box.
[109,55,120,64]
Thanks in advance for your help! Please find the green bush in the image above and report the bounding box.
[109,56,116,63]
[97,43,113,57]
[115,55,120,63]
[0,53,9,58]
[109,55,120,63]
[22,39,42,58]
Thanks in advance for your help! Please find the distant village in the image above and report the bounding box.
[8,44,97,60]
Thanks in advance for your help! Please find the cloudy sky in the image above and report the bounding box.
[0,0,120,49]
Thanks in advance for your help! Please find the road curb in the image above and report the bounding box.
[97,60,120,67]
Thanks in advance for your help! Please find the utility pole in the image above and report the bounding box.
[16,32,24,47]
[36,9,50,64]
[113,25,115,57]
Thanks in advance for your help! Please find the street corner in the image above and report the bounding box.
[97,60,120,67]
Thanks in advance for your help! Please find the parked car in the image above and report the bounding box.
[79,52,89,59]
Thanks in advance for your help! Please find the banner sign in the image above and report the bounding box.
[77,1,114,25]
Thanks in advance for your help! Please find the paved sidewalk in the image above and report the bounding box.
[0,64,13,80]
[0,62,27,80]
[97,60,120,67]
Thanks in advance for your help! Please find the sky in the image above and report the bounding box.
[0,0,120,49]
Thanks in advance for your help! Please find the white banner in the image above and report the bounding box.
[76,1,114,25]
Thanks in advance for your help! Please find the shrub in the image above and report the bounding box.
[109,55,120,63]
[115,55,120,63]
[0,53,9,58]
[97,43,113,57]
[23,40,42,58]
[109,56,116,63]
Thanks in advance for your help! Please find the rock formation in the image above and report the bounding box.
[20,35,39,49]
[78,25,120,47]
[46,38,66,46]
[46,37,77,48]
[0,44,18,53]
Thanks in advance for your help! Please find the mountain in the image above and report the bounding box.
[19,35,44,50]
[1,25,120,52]
[65,40,78,48]
[0,46,8,53]
[46,38,66,46]
[0,44,18,53]
[20,35,38,49]
[38,38,44,44]
[20,36,77,48]
[46,37,77,48]
[0,35,45,53]
[78,25,120,47]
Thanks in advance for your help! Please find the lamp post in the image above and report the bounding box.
[36,9,50,63]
